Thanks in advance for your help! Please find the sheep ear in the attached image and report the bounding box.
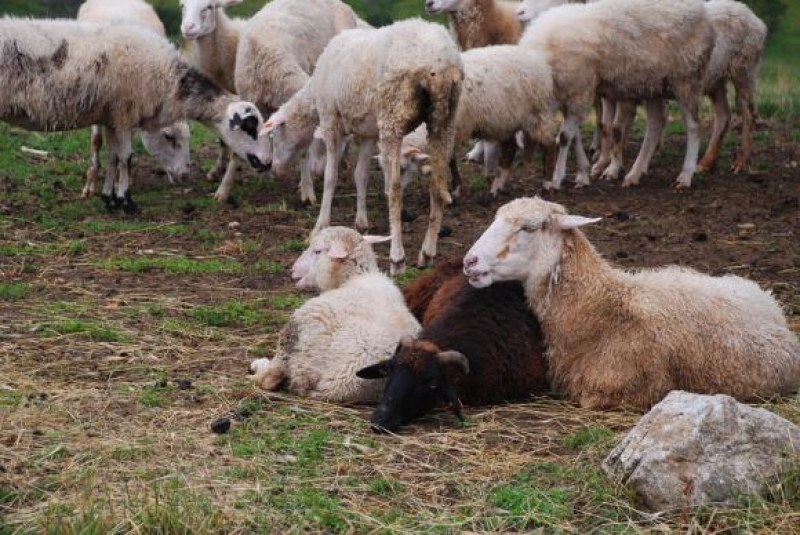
[260,111,286,137]
[362,235,391,245]
[327,241,349,260]
[554,214,601,230]
[412,152,430,164]
[437,350,469,376]
[356,359,391,380]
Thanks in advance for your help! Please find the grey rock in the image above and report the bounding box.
[602,390,800,511]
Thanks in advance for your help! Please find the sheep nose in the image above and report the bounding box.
[463,255,479,270]
[425,0,435,10]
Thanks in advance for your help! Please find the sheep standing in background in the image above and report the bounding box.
[179,0,245,190]
[463,197,800,410]
[399,45,557,197]
[358,260,548,432]
[250,227,421,402]
[0,18,271,212]
[77,0,191,201]
[265,19,463,275]
[519,0,714,190]
[215,0,362,204]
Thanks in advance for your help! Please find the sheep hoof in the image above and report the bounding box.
[119,192,139,214]
[355,218,370,232]
[731,159,748,174]
[390,258,407,276]
[620,179,638,188]
[542,181,559,192]
[101,194,118,212]
[574,173,591,188]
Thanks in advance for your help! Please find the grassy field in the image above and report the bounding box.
[2,3,800,534]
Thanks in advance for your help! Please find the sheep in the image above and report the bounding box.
[463,197,800,410]
[215,0,363,205]
[518,0,714,190]
[0,17,271,212]
[179,0,245,192]
[357,260,548,432]
[593,0,767,183]
[77,0,191,201]
[425,0,522,49]
[399,45,558,197]
[263,19,464,275]
[250,227,421,402]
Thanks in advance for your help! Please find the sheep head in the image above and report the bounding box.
[180,0,241,39]
[261,106,315,178]
[425,0,464,15]
[291,227,389,292]
[140,122,191,183]
[217,101,271,171]
[356,336,469,433]
[463,197,600,288]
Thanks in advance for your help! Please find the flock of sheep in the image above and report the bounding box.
[2,0,799,432]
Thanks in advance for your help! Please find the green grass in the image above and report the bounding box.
[758,1,800,120]
[41,319,127,343]
[99,256,243,275]
[0,282,30,301]
[189,300,271,327]
[562,426,616,450]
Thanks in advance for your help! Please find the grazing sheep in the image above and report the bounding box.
[399,45,558,197]
[0,17,271,212]
[264,19,464,275]
[250,227,421,402]
[179,0,245,190]
[463,197,800,410]
[78,0,191,199]
[594,0,767,182]
[357,260,548,432]
[519,0,714,190]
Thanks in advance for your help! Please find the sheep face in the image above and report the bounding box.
[356,337,469,432]
[140,122,191,182]
[217,102,271,171]
[399,148,432,187]
[425,0,464,15]
[180,0,241,39]
[262,110,314,178]
[463,197,599,288]
[291,227,387,292]
[516,0,564,22]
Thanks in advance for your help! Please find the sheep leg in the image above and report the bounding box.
[731,76,756,174]
[380,138,406,274]
[589,94,605,159]
[465,140,484,163]
[353,138,376,232]
[100,127,121,211]
[591,98,616,177]
[622,99,666,187]
[113,129,137,214]
[212,152,239,203]
[602,100,637,182]
[311,128,345,237]
[674,97,702,189]
[418,134,452,270]
[547,114,584,191]
[483,140,500,182]
[449,158,462,199]
[207,140,229,181]
[573,130,591,187]
[698,83,731,173]
[83,125,103,198]
[489,137,517,196]
[300,138,326,205]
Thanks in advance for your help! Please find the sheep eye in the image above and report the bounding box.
[520,224,538,233]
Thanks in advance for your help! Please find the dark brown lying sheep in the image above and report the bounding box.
[358,261,548,432]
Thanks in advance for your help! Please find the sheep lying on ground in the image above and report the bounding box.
[357,260,548,432]
[399,45,557,197]
[264,19,464,275]
[519,0,714,190]
[179,0,246,191]
[463,197,800,410]
[77,0,191,200]
[250,227,421,402]
[0,17,270,212]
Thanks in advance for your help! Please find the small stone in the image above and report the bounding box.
[210,417,231,434]
[173,379,193,390]
[228,221,241,229]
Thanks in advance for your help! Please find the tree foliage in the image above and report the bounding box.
[741,0,786,37]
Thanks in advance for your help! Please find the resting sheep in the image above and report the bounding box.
[519,0,714,190]
[250,227,421,402]
[0,17,270,212]
[399,45,557,197]
[264,19,464,275]
[357,260,548,432]
[463,197,800,410]
[77,0,191,201]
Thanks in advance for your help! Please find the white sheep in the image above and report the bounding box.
[593,0,768,183]
[77,0,191,200]
[399,45,558,197]
[0,17,271,212]
[463,197,800,410]
[519,0,714,190]
[264,19,464,275]
[179,0,245,191]
[250,227,421,402]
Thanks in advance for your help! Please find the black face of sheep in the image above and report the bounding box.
[356,339,469,433]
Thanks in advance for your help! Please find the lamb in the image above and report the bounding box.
[399,45,558,197]
[250,227,421,403]
[78,0,191,200]
[264,19,464,275]
[357,260,548,432]
[0,17,271,212]
[179,0,246,192]
[518,0,714,190]
[593,0,767,183]
[463,197,800,410]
